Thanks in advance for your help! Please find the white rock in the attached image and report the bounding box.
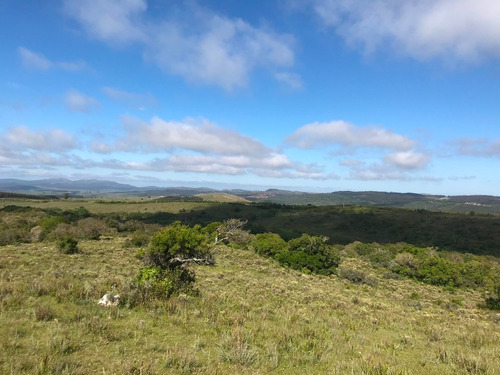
[98,293,120,307]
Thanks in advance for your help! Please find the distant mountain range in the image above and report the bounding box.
[1,178,500,214]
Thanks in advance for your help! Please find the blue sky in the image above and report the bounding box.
[1,0,500,195]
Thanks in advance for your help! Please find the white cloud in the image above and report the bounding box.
[311,0,500,63]
[116,116,271,156]
[63,1,296,90]
[90,141,114,154]
[102,86,157,109]
[0,126,82,171]
[63,0,147,44]
[3,126,76,151]
[286,120,430,179]
[384,151,431,169]
[144,12,295,90]
[64,90,100,113]
[286,121,415,150]
[18,47,88,72]
[89,115,326,179]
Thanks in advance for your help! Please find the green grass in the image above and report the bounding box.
[1,238,499,374]
[0,197,216,215]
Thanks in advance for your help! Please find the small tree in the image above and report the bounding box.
[132,222,214,304]
[143,221,213,269]
[214,218,250,246]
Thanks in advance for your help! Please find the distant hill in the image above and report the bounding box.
[0,178,136,195]
[1,178,500,214]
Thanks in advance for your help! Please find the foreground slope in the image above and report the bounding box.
[1,238,499,374]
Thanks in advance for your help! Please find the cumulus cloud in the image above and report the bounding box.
[0,126,83,172]
[63,0,296,90]
[3,126,76,152]
[102,86,157,109]
[18,47,88,72]
[311,0,500,63]
[98,154,324,179]
[90,115,325,178]
[116,116,271,156]
[286,121,415,150]
[0,116,329,180]
[384,151,431,169]
[286,120,430,180]
[64,90,100,113]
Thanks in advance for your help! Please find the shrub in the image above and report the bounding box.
[142,222,212,270]
[339,267,378,286]
[214,218,250,246]
[131,222,213,304]
[76,217,115,240]
[40,216,68,239]
[130,230,151,247]
[251,233,288,257]
[57,236,79,254]
[275,234,340,276]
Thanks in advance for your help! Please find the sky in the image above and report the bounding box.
[1,0,500,195]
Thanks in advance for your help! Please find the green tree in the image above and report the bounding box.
[276,234,340,276]
[252,233,288,257]
[132,222,214,304]
[143,221,213,270]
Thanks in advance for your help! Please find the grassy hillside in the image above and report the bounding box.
[1,238,499,374]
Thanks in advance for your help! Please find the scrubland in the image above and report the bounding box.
[0,198,499,374]
[1,238,499,374]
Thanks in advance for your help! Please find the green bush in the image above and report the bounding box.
[252,233,288,257]
[131,222,213,304]
[57,236,79,254]
[40,216,68,239]
[275,234,340,276]
[142,222,212,270]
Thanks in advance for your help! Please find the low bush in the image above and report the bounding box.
[339,267,378,286]
[251,233,288,257]
[130,222,214,304]
[275,234,340,276]
[57,236,79,254]
[130,230,151,247]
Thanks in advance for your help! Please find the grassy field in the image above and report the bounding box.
[0,197,215,215]
[1,236,499,374]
